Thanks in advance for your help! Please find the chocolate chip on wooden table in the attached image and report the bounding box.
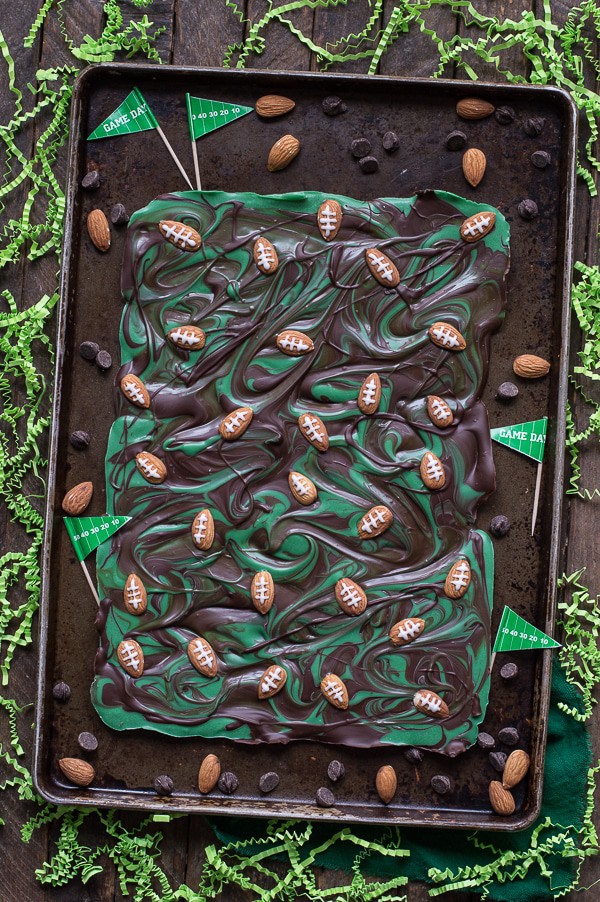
[496,381,519,402]
[322,95,347,116]
[218,771,239,794]
[500,662,519,681]
[359,156,379,174]
[111,203,129,226]
[154,774,174,796]
[70,430,90,450]
[495,106,515,125]
[350,137,371,158]
[79,340,100,360]
[315,786,335,807]
[489,751,507,772]
[77,731,98,752]
[382,131,399,152]
[95,349,112,371]
[489,515,511,538]
[517,199,539,221]
[477,732,496,751]
[431,775,452,794]
[327,760,345,782]
[52,681,71,702]
[259,772,280,793]
[523,116,545,136]
[498,727,520,746]
[445,130,467,151]
[81,170,100,190]
[531,150,551,169]
[404,747,423,764]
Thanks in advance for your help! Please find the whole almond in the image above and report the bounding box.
[62,481,93,515]
[502,750,530,789]
[462,148,486,187]
[255,94,295,118]
[58,757,95,786]
[198,753,221,793]
[456,97,495,120]
[513,354,550,379]
[87,208,110,252]
[267,135,300,172]
[375,765,397,804]
[489,780,515,815]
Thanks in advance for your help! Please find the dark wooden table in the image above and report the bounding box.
[1,1,599,899]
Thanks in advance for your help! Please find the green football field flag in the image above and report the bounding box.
[88,88,158,140]
[490,417,547,463]
[186,94,253,140]
[493,605,561,653]
[64,516,130,561]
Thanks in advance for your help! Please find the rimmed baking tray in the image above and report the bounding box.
[34,63,576,829]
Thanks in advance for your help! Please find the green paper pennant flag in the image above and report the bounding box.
[88,88,158,140]
[493,605,561,653]
[490,417,548,463]
[64,516,131,561]
[186,94,253,140]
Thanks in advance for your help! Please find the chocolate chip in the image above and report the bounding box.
[153,774,174,796]
[218,771,239,794]
[477,732,496,751]
[489,515,511,538]
[489,751,507,773]
[524,116,545,137]
[358,155,379,174]
[500,662,519,681]
[351,138,372,159]
[52,681,71,702]
[496,381,519,402]
[77,731,98,752]
[498,727,520,746]
[445,130,467,151]
[517,199,539,221]
[531,150,551,169]
[111,203,130,226]
[431,774,452,794]
[79,340,100,360]
[495,106,515,125]
[81,170,100,190]
[70,430,91,450]
[315,786,335,807]
[322,95,347,117]
[327,759,345,782]
[404,747,423,765]
[95,349,112,371]
[259,771,280,793]
[382,131,399,152]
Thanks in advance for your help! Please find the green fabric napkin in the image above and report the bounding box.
[210,660,590,900]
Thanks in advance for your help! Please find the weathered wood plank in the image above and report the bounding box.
[311,0,381,73]
[173,0,245,68]
[456,0,531,81]
[243,0,313,71]
[379,0,457,78]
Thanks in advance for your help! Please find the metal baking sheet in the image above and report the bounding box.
[34,63,576,829]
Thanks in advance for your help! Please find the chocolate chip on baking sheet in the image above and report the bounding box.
[52,681,71,702]
[382,131,400,152]
[327,760,345,782]
[154,774,174,796]
[531,150,551,169]
[518,199,539,221]
[95,349,113,371]
[77,731,98,752]
[489,751,508,773]
[111,203,130,226]
[316,786,335,807]
[404,747,424,765]
[446,130,467,151]
[489,515,511,538]
[431,775,452,794]
[523,116,545,136]
[81,170,100,190]
[500,662,519,681]
[477,732,496,751]
[218,771,239,794]
[498,727,520,746]
[259,771,280,793]
[322,95,347,116]
[79,340,100,360]
[496,381,519,402]
[70,430,90,450]
[494,106,515,125]
[359,155,379,174]
[350,138,372,158]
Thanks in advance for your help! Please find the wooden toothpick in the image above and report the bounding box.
[191,139,202,190]
[80,559,101,606]
[155,123,194,189]
[531,461,543,535]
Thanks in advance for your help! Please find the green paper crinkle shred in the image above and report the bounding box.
[1,1,600,900]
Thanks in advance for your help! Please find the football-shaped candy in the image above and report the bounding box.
[335,578,367,616]
[317,199,342,241]
[427,395,453,428]
[276,330,314,356]
[120,374,150,408]
[135,452,167,484]
[413,688,449,718]
[289,471,317,505]
[167,324,206,350]
[124,574,147,615]
[192,509,215,550]
[358,505,393,539]
[389,617,425,646]
[159,219,202,251]
[117,639,144,677]
[253,237,279,274]
[365,248,400,287]
[420,451,446,490]
[187,636,218,677]
[460,211,496,243]
[258,664,287,699]
[218,406,253,441]
[444,559,472,599]
[251,570,275,614]
[320,673,349,710]
[358,372,381,415]
[298,413,329,452]
[428,321,466,351]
